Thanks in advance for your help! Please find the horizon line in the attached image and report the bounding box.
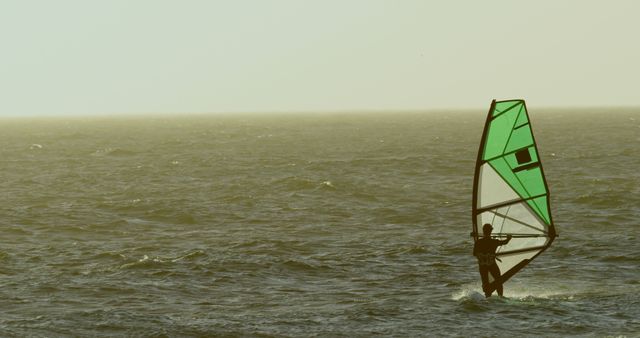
[0,104,638,118]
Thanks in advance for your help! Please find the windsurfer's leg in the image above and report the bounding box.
[489,264,503,296]
[479,265,491,297]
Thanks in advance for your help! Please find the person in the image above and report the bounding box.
[473,223,512,297]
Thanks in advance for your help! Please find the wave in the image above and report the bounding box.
[600,254,640,263]
[270,176,318,191]
[3,226,33,236]
[269,176,343,193]
[227,239,314,256]
[279,259,333,273]
[117,250,207,270]
[57,132,90,140]
[304,156,427,168]
[118,255,166,270]
[170,250,206,262]
[92,148,138,157]
[92,251,127,260]
[143,210,198,225]
[401,245,429,255]
[280,259,320,271]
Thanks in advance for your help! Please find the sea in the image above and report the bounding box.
[0,109,638,337]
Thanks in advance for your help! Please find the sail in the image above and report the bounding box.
[472,99,556,294]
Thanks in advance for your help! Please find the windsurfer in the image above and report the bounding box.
[473,223,512,297]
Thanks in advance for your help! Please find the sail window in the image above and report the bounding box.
[515,148,531,164]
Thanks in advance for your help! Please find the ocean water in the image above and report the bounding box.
[0,110,638,337]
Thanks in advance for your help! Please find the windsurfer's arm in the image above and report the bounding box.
[499,235,513,246]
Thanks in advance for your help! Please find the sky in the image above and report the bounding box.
[1,0,639,115]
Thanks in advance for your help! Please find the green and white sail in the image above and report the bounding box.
[472,99,557,293]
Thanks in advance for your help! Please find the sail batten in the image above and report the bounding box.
[476,193,548,213]
[472,99,556,294]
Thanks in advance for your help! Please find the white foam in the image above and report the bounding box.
[451,283,486,301]
[500,280,577,300]
[452,282,575,301]
[501,286,569,300]
[320,181,335,188]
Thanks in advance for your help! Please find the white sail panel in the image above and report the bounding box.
[476,203,548,236]
[477,163,520,209]
[495,250,540,277]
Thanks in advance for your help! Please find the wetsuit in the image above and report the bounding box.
[473,237,510,297]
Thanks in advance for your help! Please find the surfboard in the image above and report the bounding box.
[472,99,557,295]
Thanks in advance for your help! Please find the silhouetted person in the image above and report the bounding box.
[473,223,512,297]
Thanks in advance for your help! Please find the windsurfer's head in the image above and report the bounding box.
[482,223,493,236]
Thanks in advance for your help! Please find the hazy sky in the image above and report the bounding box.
[1,1,639,115]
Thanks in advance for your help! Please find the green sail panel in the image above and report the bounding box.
[492,101,521,118]
[514,108,529,128]
[472,99,557,295]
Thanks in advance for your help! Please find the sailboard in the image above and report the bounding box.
[472,99,557,295]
